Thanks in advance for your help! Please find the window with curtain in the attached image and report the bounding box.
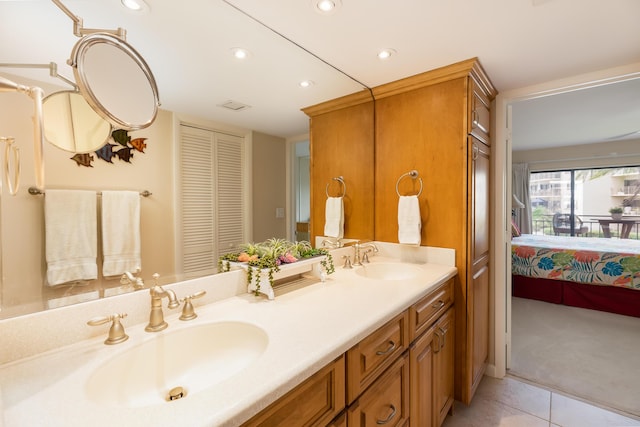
[529,166,640,238]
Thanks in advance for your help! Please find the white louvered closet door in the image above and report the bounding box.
[178,125,245,277]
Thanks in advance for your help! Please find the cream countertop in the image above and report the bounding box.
[0,242,456,427]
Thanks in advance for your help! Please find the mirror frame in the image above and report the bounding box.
[69,33,160,131]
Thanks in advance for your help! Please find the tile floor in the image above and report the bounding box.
[442,376,640,427]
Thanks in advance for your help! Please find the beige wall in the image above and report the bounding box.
[512,138,640,171]
[251,131,287,242]
[0,79,176,313]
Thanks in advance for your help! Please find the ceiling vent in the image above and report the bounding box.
[218,100,251,112]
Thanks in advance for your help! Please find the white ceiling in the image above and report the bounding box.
[2,0,640,149]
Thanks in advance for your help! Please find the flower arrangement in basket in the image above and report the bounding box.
[218,238,335,298]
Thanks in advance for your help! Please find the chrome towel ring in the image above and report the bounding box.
[396,170,423,197]
[326,176,346,198]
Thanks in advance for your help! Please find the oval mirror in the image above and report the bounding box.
[43,90,112,153]
[70,33,160,130]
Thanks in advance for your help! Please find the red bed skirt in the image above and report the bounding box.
[512,275,640,318]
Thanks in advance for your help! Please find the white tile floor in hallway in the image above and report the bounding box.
[442,376,640,427]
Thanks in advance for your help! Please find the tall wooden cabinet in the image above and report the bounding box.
[373,59,495,405]
[303,58,496,406]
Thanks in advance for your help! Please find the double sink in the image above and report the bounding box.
[1,251,455,426]
[85,260,424,409]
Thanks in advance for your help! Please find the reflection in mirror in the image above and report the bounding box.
[43,91,112,153]
[70,33,160,131]
[0,1,367,321]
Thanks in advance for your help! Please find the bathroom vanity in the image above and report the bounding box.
[0,243,456,427]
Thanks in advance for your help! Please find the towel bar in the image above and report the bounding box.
[28,186,151,197]
[395,170,423,197]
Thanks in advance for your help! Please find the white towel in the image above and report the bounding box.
[398,195,422,245]
[45,190,98,286]
[324,196,344,239]
[101,191,141,277]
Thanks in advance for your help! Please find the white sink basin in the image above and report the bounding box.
[355,262,423,280]
[85,321,268,408]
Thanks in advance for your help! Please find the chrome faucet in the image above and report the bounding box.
[145,273,179,332]
[353,241,379,266]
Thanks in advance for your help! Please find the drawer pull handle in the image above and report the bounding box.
[376,340,396,356]
[438,326,447,349]
[376,404,397,425]
[433,331,442,353]
[432,299,445,309]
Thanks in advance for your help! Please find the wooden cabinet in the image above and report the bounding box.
[327,412,347,427]
[348,353,410,427]
[409,325,434,427]
[346,311,409,404]
[409,279,454,342]
[467,137,491,399]
[370,59,495,405]
[243,279,456,427]
[433,308,455,427]
[469,78,491,145]
[305,60,495,404]
[242,355,345,427]
[409,282,455,427]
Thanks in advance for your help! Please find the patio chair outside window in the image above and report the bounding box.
[552,213,588,236]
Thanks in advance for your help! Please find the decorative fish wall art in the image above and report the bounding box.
[71,129,148,167]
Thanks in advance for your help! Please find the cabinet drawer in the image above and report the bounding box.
[348,352,410,427]
[347,311,409,404]
[409,279,454,341]
[242,355,345,427]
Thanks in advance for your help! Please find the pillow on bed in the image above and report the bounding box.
[511,219,521,238]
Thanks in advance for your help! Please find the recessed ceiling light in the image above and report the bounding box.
[377,48,397,60]
[299,80,315,88]
[230,47,251,60]
[121,0,149,12]
[312,0,342,15]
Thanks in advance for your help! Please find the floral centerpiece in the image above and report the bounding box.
[218,238,335,298]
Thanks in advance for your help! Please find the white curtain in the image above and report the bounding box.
[512,163,532,234]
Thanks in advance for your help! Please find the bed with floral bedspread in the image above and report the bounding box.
[511,234,640,317]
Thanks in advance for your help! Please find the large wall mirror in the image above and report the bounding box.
[0,0,366,319]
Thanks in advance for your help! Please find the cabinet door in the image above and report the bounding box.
[466,137,491,402]
[433,308,455,427]
[471,138,490,266]
[409,326,435,427]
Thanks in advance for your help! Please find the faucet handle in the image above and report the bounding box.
[179,290,207,321]
[87,313,129,345]
[362,250,371,263]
